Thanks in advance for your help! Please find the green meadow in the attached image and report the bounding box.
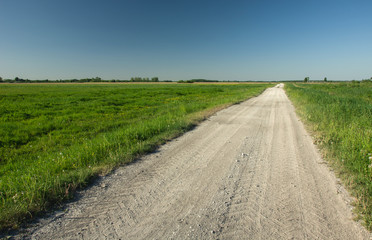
[285,81,372,230]
[0,82,272,230]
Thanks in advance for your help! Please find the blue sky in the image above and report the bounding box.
[0,0,371,81]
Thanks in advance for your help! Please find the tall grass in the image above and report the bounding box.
[0,83,273,230]
[285,81,372,230]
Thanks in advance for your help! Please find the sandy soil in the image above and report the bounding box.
[18,84,370,239]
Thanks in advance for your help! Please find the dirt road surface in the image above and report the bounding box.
[24,84,370,239]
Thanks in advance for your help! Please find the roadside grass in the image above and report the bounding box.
[285,81,372,230]
[0,83,273,231]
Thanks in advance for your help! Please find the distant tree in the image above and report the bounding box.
[0,77,3,82]
[324,77,327,82]
[14,77,25,82]
[92,77,102,82]
[304,77,309,83]
[151,77,159,82]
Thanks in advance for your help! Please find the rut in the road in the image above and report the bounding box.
[28,84,370,240]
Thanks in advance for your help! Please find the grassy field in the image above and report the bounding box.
[285,81,372,230]
[0,82,273,230]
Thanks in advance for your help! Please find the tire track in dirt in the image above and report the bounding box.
[19,84,370,239]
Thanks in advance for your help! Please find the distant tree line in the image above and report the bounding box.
[1,76,371,84]
[0,76,161,83]
[0,77,33,83]
[303,77,328,83]
[177,79,219,83]
[130,77,159,82]
[301,76,372,83]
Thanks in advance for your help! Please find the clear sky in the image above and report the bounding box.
[1,0,371,81]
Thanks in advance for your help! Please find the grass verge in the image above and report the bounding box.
[0,83,273,231]
[285,81,372,230]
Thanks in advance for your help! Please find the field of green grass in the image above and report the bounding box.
[285,81,372,230]
[0,82,273,230]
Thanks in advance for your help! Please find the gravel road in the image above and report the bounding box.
[24,84,370,239]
